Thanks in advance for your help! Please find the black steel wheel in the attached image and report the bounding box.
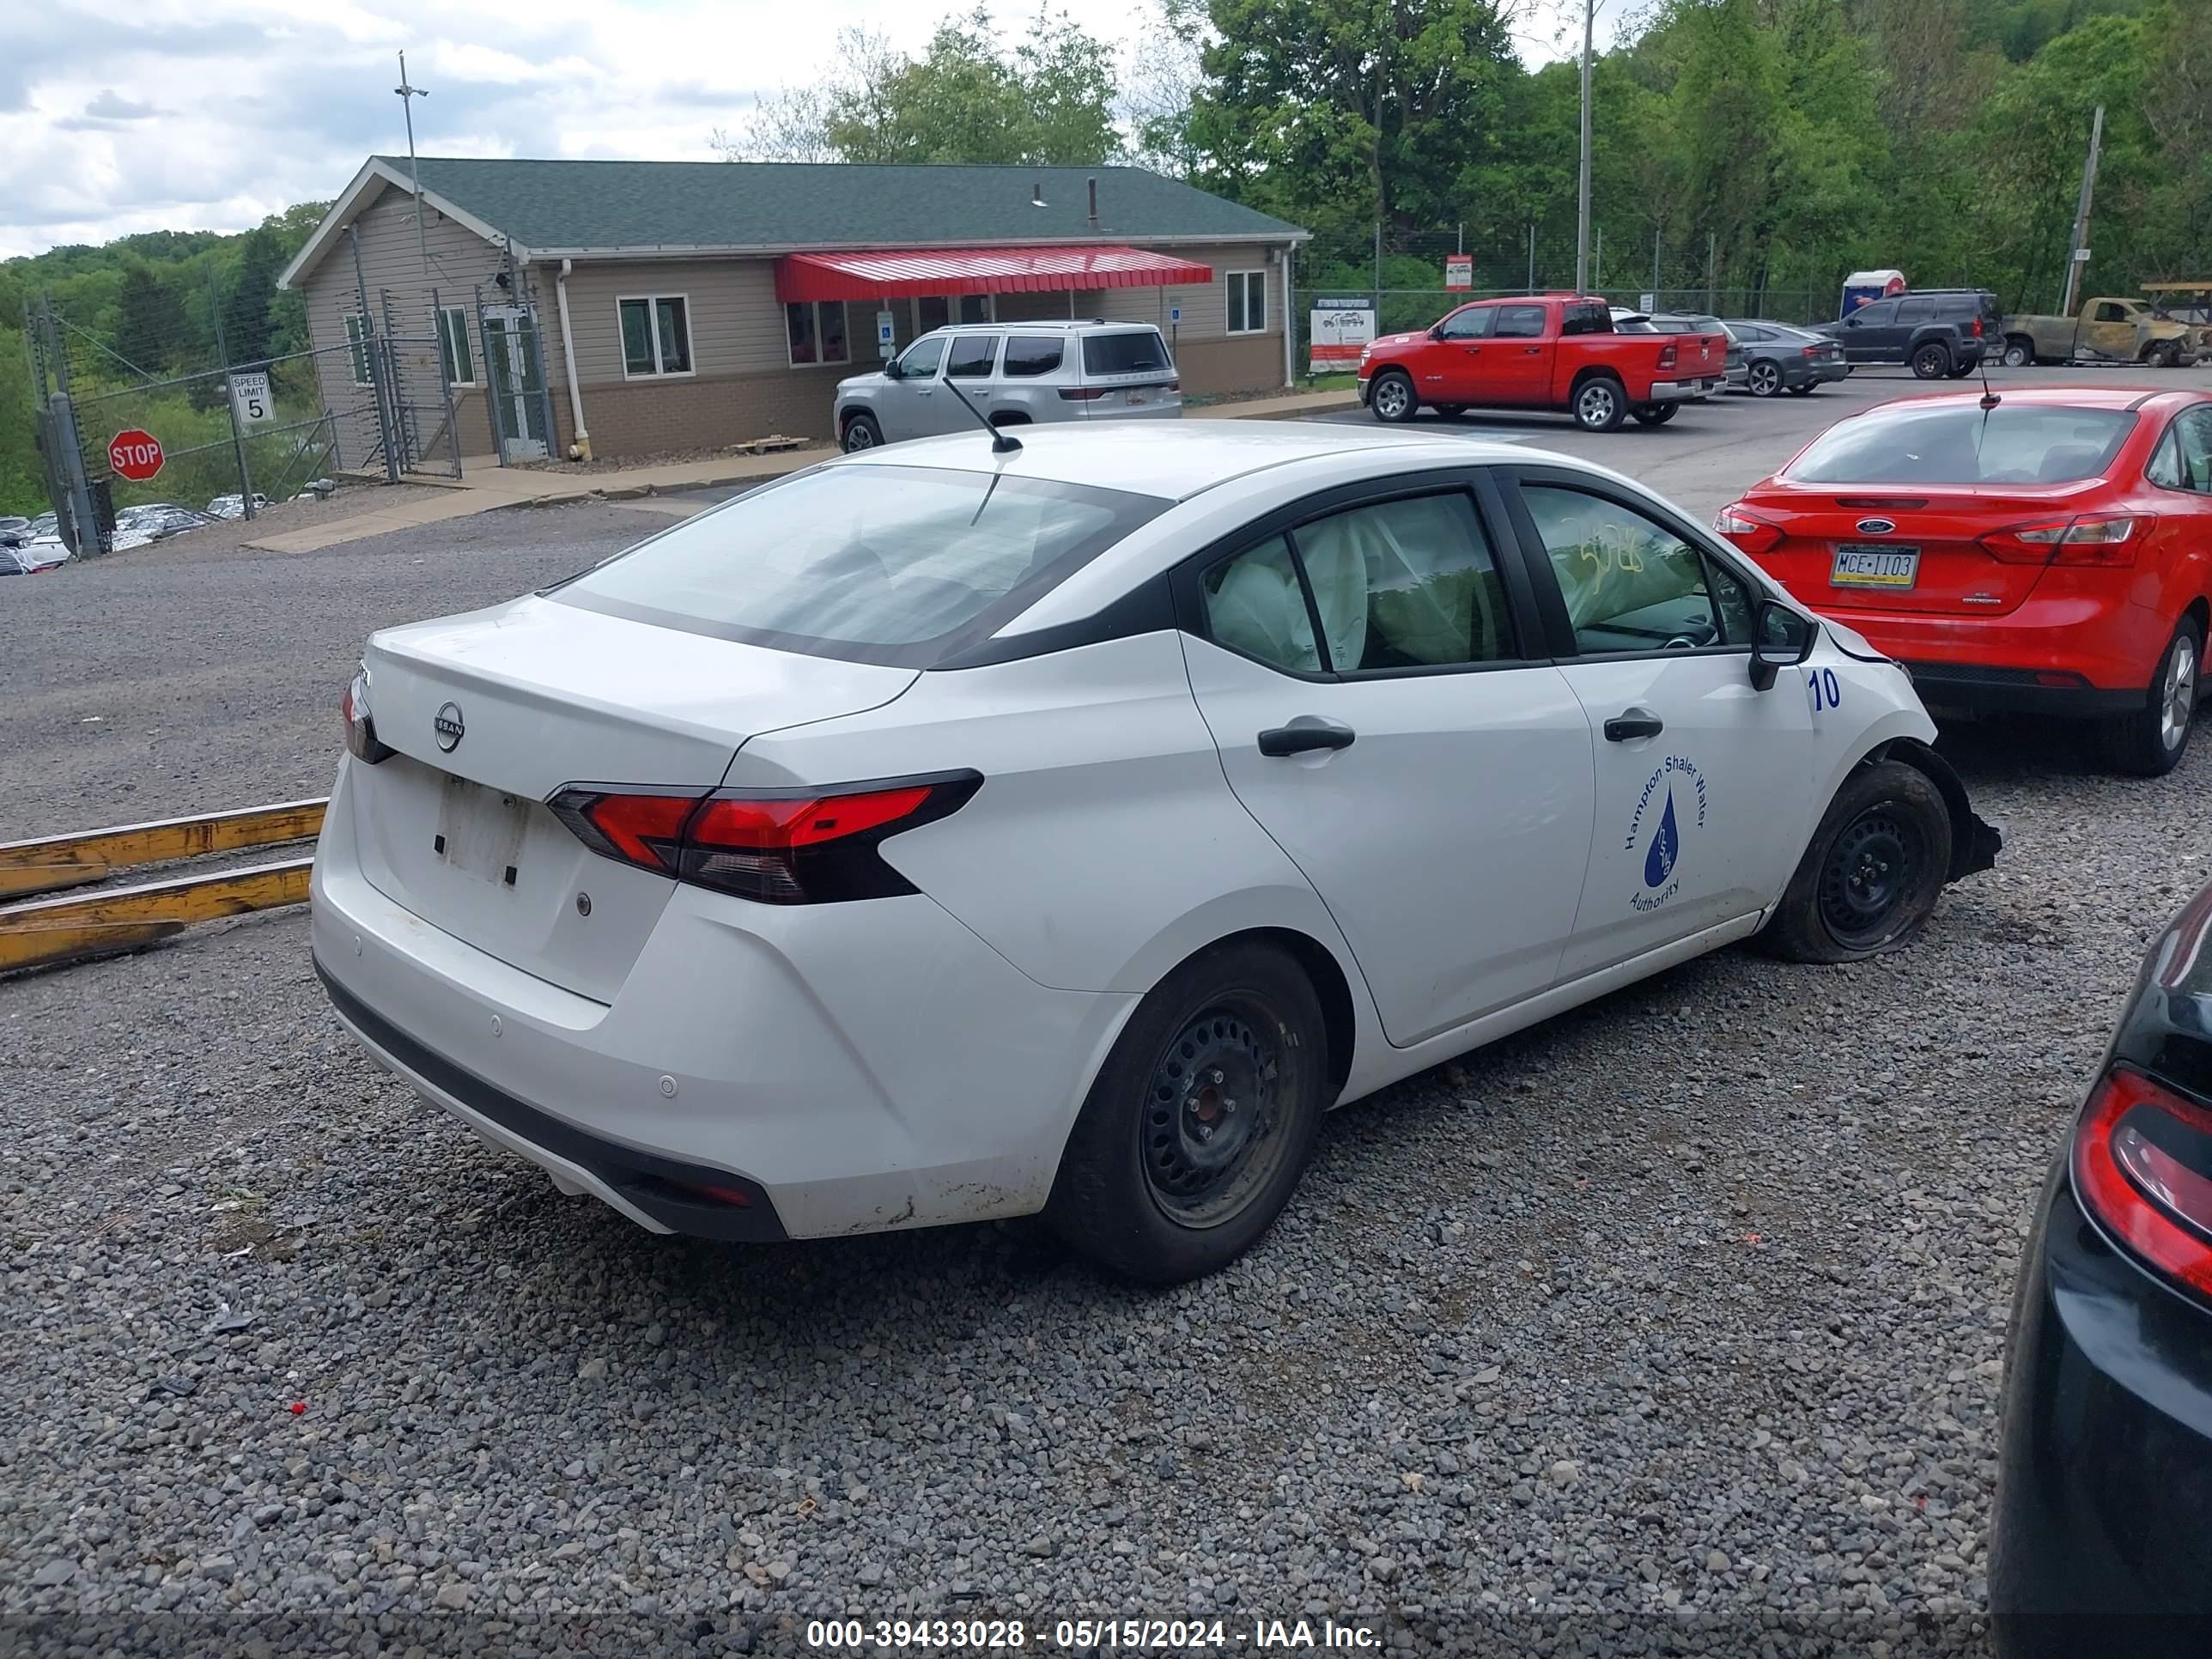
[1911,342,1951,380]
[1046,940,1328,1282]
[1759,760,1952,963]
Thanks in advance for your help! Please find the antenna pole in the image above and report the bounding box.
[1574,0,1595,295]
[396,52,432,281]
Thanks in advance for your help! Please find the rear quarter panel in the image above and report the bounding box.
[1554,333,1669,399]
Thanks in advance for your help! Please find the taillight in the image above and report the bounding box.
[1058,386,1111,401]
[2073,1066,2212,1300]
[546,772,981,904]
[1713,503,1783,555]
[1977,513,2150,568]
[1971,316,1984,338]
[1802,344,1820,358]
[1656,343,1679,370]
[341,668,392,764]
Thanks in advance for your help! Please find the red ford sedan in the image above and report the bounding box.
[1716,388,2212,774]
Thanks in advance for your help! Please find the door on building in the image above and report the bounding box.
[480,305,550,461]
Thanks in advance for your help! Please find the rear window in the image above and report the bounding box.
[1003,336,1065,377]
[554,465,1166,667]
[1081,331,1170,376]
[1559,302,1613,337]
[1784,404,2136,486]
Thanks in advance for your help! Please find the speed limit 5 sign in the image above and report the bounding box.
[229,370,274,426]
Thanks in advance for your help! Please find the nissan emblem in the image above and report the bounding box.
[433,701,465,752]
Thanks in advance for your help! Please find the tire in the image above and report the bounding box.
[1947,360,1977,379]
[2001,338,2034,368]
[2100,618,2201,777]
[1432,404,1466,418]
[1911,343,1952,380]
[1571,375,1627,432]
[1747,359,1784,398]
[2154,340,2184,368]
[1758,760,1954,963]
[1630,402,1679,426]
[1043,940,1330,1283]
[839,411,884,453]
[1369,371,1418,424]
[1786,383,1816,396]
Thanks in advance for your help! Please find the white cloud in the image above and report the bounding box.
[0,0,1594,260]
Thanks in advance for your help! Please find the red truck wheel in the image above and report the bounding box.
[1369,371,1418,423]
[1571,376,1626,432]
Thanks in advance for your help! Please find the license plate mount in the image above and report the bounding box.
[435,774,531,886]
[1830,544,1920,589]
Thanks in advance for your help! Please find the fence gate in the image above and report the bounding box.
[479,302,551,462]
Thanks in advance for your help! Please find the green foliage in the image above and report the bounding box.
[726,7,1121,165]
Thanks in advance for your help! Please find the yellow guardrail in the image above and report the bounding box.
[0,800,327,974]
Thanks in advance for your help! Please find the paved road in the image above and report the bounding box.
[1297,361,2197,521]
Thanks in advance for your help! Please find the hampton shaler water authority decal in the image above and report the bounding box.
[1626,754,1706,913]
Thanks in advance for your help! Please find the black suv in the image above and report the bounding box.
[1816,289,2000,379]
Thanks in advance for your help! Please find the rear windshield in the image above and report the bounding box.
[1082,331,1171,376]
[1785,404,2136,485]
[553,465,1166,666]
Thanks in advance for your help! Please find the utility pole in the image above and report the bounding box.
[1575,0,1595,295]
[2058,103,2104,317]
[395,52,432,281]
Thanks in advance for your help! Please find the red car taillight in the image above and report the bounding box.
[1802,344,1820,358]
[1972,316,1984,338]
[1713,503,1783,555]
[341,669,392,765]
[1977,513,2152,568]
[1656,343,1679,370]
[2074,1066,2212,1299]
[546,773,981,904]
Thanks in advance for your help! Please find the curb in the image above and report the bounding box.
[483,465,813,512]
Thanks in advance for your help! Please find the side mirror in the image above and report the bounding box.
[881,359,903,380]
[1749,599,1817,690]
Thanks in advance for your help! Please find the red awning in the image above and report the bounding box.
[775,246,1214,303]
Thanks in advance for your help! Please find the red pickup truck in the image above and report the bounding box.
[1357,295,1728,432]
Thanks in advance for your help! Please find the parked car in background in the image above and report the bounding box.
[1990,879,2212,1658]
[1609,307,1656,332]
[206,493,272,520]
[1359,294,1726,431]
[1715,388,2212,774]
[1814,289,1997,379]
[27,512,58,540]
[835,322,1181,453]
[0,517,30,548]
[1723,320,1850,397]
[313,421,1995,1283]
[1648,313,1743,393]
[2000,296,2193,368]
[0,538,70,575]
[2143,283,2212,365]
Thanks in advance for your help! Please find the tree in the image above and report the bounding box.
[223,228,286,365]
[112,262,188,378]
[714,7,1121,166]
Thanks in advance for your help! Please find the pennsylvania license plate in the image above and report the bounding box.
[1831,544,1920,589]
[1126,389,1147,405]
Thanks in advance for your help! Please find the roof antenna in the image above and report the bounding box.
[1978,353,2001,411]
[942,372,1022,454]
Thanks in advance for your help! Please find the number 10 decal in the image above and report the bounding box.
[1808,667,1843,712]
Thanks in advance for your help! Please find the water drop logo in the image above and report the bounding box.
[1643,791,1680,889]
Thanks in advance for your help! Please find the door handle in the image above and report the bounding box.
[1258,720,1356,757]
[1603,708,1664,742]
[1522,346,1540,356]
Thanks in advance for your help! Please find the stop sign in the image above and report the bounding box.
[108,428,165,482]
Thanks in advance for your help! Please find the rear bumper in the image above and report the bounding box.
[1793,592,2172,713]
[1991,1158,2212,1656]
[1644,376,1723,402]
[310,762,1134,1241]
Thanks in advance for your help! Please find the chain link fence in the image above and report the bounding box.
[20,267,489,557]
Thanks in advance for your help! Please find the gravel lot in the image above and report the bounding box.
[3,416,2206,1655]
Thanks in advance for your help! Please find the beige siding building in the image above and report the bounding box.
[279,158,1309,469]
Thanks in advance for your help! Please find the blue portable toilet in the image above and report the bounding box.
[1841,270,1906,319]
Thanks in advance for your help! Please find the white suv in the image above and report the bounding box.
[835,321,1182,452]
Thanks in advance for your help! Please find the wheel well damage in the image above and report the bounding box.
[1863,738,2000,882]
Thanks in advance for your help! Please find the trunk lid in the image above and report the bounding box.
[1742,482,2109,618]
[349,595,917,1000]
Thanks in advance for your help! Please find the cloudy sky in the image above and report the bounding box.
[1,0,1601,262]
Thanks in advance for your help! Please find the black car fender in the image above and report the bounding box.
[1864,736,2001,881]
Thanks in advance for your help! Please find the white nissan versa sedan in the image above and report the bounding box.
[313,421,1998,1282]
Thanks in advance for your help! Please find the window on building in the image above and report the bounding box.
[1225,270,1267,336]
[916,296,951,334]
[619,295,693,378]
[786,301,851,368]
[343,314,371,386]
[436,307,474,386]
[958,295,994,325]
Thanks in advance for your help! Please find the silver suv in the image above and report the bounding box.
[835,321,1182,452]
